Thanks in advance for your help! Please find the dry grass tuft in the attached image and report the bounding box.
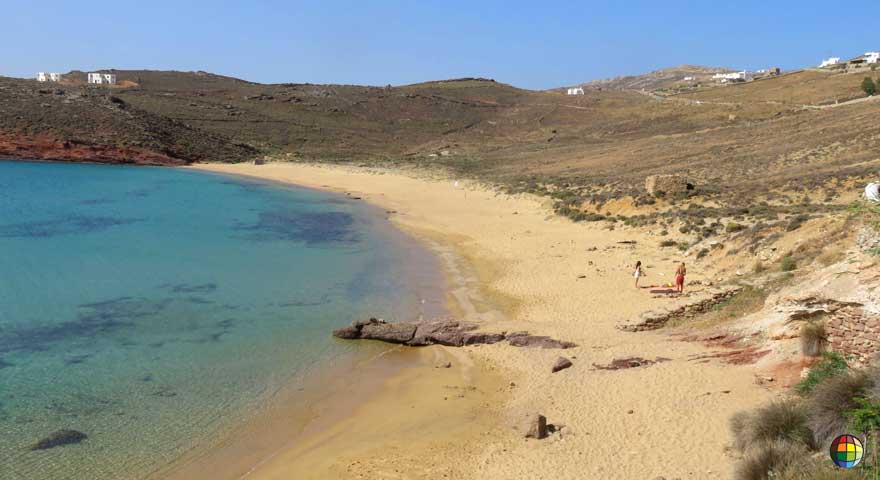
[807,370,873,447]
[800,322,827,357]
[730,400,815,453]
[734,440,809,480]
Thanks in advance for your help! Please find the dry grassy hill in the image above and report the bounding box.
[1,67,878,221]
[571,65,732,92]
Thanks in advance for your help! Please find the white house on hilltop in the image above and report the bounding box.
[819,57,841,68]
[712,71,754,82]
[37,72,62,82]
[865,52,880,64]
[566,87,585,95]
[88,73,117,85]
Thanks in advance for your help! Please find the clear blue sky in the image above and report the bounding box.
[1,1,875,89]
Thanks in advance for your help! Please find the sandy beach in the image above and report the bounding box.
[189,162,773,479]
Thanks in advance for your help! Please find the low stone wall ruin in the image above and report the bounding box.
[617,287,743,332]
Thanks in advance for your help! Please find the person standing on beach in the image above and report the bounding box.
[633,261,644,288]
[675,262,686,294]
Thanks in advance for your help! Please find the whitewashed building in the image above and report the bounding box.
[87,73,117,85]
[712,71,753,82]
[865,52,880,64]
[37,72,62,82]
[566,87,585,95]
[819,57,841,68]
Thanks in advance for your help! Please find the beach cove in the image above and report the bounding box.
[191,162,775,479]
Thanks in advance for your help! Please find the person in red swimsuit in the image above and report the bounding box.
[675,262,687,294]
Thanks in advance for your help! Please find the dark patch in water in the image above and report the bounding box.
[188,331,227,344]
[140,374,153,382]
[0,215,141,238]
[47,392,118,417]
[149,341,165,349]
[234,210,357,244]
[0,358,14,369]
[127,186,158,198]
[0,297,169,355]
[64,354,92,365]
[161,283,218,294]
[79,197,114,205]
[220,179,267,193]
[152,386,177,398]
[217,319,235,329]
[279,293,332,308]
[185,296,215,305]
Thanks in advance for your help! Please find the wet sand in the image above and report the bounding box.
[188,162,773,479]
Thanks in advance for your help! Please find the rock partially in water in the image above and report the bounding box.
[30,429,88,450]
[333,318,574,349]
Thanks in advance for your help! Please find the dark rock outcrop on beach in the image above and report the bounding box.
[30,429,88,450]
[333,318,575,349]
[591,356,670,371]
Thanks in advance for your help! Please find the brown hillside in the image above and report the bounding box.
[2,68,879,221]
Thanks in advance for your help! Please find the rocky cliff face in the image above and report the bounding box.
[734,235,879,366]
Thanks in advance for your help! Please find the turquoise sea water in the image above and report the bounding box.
[0,161,444,479]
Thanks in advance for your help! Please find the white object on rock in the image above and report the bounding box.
[866,182,880,202]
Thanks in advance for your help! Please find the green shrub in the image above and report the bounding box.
[659,239,677,247]
[800,322,826,357]
[726,222,746,233]
[786,214,809,231]
[697,248,710,259]
[862,76,877,96]
[795,352,848,396]
[780,256,797,272]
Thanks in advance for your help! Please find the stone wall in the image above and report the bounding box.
[645,174,689,196]
[618,287,743,332]
[826,305,879,365]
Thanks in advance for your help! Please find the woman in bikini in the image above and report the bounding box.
[675,262,687,294]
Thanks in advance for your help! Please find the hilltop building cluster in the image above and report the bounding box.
[566,87,585,95]
[36,72,62,82]
[711,67,780,84]
[87,73,117,85]
[819,52,880,69]
[34,72,117,85]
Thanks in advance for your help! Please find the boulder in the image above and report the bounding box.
[30,429,88,450]
[552,356,573,373]
[645,174,690,196]
[523,414,548,439]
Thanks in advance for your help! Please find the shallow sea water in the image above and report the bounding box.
[0,160,444,479]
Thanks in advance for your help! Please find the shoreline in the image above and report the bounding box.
[188,162,774,479]
[157,164,506,480]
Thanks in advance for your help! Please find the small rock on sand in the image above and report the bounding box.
[522,414,548,439]
[552,356,573,373]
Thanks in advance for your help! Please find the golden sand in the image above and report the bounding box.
[188,162,772,479]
